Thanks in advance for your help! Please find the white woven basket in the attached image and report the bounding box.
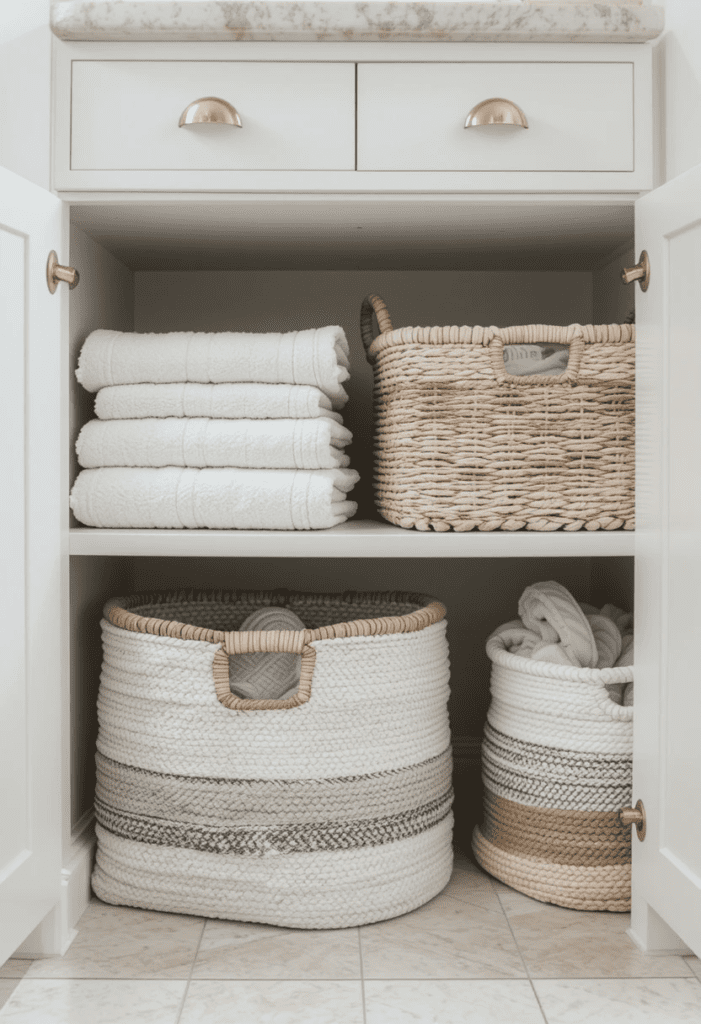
[472,630,634,912]
[92,590,454,929]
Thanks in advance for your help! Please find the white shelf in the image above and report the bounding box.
[69,521,635,558]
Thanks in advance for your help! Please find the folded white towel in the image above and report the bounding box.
[76,327,351,409]
[70,466,359,530]
[503,344,570,377]
[76,417,353,470]
[94,382,344,423]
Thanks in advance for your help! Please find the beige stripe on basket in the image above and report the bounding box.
[481,790,631,867]
[472,825,631,912]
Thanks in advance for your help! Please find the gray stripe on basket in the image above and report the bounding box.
[95,791,454,855]
[96,747,453,827]
[482,724,631,812]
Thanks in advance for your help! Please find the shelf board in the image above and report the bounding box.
[69,521,635,558]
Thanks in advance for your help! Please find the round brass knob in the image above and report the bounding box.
[465,98,529,129]
[46,250,79,294]
[178,97,242,128]
[621,251,650,292]
[619,799,646,841]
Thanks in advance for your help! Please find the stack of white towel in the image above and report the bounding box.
[492,580,634,705]
[69,328,359,530]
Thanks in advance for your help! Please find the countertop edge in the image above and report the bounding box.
[50,2,665,44]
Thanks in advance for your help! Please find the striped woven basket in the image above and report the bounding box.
[360,294,635,533]
[472,629,634,912]
[92,590,454,929]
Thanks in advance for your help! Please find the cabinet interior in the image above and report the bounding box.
[67,197,637,850]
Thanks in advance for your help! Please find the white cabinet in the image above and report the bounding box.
[0,168,65,965]
[358,61,634,172]
[632,162,701,956]
[2,35,699,962]
[71,61,356,171]
[52,41,653,193]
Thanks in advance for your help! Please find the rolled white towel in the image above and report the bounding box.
[95,383,344,423]
[70,466,359,530]
[76,327,351,409]
[76,417,352,470]
[518,580,598,669]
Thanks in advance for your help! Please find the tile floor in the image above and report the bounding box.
[1,850,700,1023]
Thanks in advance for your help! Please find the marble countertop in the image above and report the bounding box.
[51,1,664,43]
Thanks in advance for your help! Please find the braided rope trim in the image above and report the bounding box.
[106,590,446,712]
[472,826,630,912]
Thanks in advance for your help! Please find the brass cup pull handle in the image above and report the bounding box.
[46,251,79,294]
[465,98,529,129]
[178,96,242,128]
[620,799,647,841]
[621,250,650,292]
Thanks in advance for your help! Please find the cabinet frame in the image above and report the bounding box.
[52,40,653,194]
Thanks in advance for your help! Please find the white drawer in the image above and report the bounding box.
[357,62,634,172]
[71,61,356,171]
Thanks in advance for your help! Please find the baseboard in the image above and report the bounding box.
[627,927,693,957]
[13,812,95,959]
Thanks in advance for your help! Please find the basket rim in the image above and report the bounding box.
[486,631,634,685]
[103,588,447,646]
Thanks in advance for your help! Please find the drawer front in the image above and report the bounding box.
[71,61,356,171]
[357,62,634,172]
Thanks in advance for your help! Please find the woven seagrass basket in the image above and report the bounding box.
[93,590,454,929]
[360,294,635,533]
[472,629,634,912]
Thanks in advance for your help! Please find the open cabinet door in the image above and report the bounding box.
[0,167,65,961]
[633,162,701,957]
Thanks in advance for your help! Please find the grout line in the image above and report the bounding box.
[358,926,368,1024]
[491,881,549,1024]
[173,918,206,1024]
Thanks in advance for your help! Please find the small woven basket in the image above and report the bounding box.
[361,294,635,533]
[93,589,453,929]
[472,629,634,911]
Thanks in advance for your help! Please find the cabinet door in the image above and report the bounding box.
[633,163,701,956]
[0,167,64,961]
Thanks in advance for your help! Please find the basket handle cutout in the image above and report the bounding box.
[489,324,586,386]
[360,294,393,351]
[212,629,317,711]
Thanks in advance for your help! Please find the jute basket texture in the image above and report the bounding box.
[360,294,635,533]
[92,589,454,929]
[472,630,634,911]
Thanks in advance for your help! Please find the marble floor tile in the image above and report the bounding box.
[179,980,365,1023]
[0,963,31,981]
[0,979,186,1023]
[364,979,545,1023]
[684,957,701,981]
[24,899,204,980]
[359,892,526,979]
[0,982,20,1012]
[191,919,361,979]
[493,883,693,979]
[441,855,503,914]
[534,978,701,1023]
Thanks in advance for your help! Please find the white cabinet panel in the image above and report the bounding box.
[0,168,64,962]
[358,62,634,172]
[633,162,701,958]
[71,61,356,171]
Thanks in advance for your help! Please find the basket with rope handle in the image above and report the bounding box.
[92,589,454,929]
[361,294,635,533]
